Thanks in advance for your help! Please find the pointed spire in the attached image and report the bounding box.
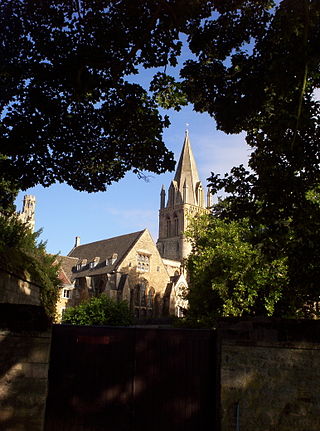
[160,184,166,209]
[207,188,212,208]
[173,131,204,207]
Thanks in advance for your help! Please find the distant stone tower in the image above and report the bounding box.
[156,131,210,262]
[18,195,36,232]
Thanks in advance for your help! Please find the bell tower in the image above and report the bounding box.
[156,131,210,262]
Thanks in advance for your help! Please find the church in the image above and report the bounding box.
[56,131,210,321]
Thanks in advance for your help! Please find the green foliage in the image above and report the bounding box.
[150,73,188,111]
[62,295,133,326]
[0,215,61,321]
[186,214,289,321]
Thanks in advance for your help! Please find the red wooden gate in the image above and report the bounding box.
[44,325,217,431]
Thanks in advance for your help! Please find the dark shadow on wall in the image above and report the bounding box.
[0,303,49,331]
[0,303,51,431]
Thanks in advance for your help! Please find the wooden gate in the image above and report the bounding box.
[45,325,217,431]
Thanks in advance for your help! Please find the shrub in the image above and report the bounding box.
[62,295,133,326]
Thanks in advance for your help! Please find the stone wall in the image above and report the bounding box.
[0,330,51,431]
[0,269,40,306]
[217,319,320,431]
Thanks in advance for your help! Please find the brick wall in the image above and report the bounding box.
[217,319,320,431]
[0,330,51,431]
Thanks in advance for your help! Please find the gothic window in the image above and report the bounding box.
[133,281,148,318]
[154,293,161,318]
[134,285,140,307]
[140,283,146,306]
[173,214,179,236]
[166,217,171,237]
[147,287,155,307]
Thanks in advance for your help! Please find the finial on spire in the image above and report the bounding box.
[185,123,189,136]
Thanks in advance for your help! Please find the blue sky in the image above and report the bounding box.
[16,105,250,256]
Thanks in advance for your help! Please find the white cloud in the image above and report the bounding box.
[193,130,251,184]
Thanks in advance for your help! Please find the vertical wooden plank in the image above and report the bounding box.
[133,328,216,431]
[44,325,135,431]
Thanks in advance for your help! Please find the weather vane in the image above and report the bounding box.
[185,123,190,135]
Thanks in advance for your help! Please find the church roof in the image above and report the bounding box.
[56,256,78,284]
[172,130,204,206]
[68,230,145,278]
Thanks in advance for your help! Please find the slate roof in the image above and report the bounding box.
[67,230,145,278]
[55,256,78,284]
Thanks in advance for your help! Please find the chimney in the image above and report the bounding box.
[75,236,80,247]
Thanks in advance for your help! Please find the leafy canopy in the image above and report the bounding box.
[0,0,213,208]
[62,295,133,326]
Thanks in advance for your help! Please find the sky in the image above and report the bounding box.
[15,36,251,257]
[16,106,250,256]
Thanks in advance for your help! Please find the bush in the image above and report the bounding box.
[62,295,133,326]
[0,215,61,322]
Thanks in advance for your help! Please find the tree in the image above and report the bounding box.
[0,215,61,321]
[185,214,288,323]
[62,295,133,326]
[162,0,320,317]
[3,0,320,313]
[0,0,213,210]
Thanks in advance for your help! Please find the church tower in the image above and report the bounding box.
[18,195,36,232]
[156,131,209,262]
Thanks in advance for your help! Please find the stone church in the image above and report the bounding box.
[56,131,210,321]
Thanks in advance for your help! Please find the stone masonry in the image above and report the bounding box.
[0,330,51,431]
[217,319,320,431]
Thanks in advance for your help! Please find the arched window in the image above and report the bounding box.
[140,282,146,306]
[166,217,171,237]
[173,214,179,236]
[154,293,161,317]
[133,281,148,318]
[147,287,155,307]
[134,285,140,307]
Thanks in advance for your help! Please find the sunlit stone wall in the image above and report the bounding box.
[218,319,320,431]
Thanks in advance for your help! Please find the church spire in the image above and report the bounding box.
[157,130,208,262]
[173,130,205,207]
